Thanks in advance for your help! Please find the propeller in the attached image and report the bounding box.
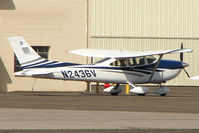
[180,43,183,62]
[180,43,190,78]
[183,68,190,78]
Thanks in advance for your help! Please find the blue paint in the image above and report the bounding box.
[22,60,49,68]
[23,62,81,69]
[22,58,186,76]
[158,60,185,69]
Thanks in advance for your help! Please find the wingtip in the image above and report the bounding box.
[189,76,199,80]
[185,48,193,53]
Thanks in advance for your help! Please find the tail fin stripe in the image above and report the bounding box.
[22,59,49,68]
[21,57,43,66]
[22,60,58,69]
[8,36,80,70]
[23,62,80,69]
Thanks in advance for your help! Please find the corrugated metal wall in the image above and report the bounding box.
[88,0,199,86]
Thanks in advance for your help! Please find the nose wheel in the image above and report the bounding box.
[137,93,146,96]
[154,84,170,96]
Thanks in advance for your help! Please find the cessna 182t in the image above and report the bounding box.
[8,36,192,96]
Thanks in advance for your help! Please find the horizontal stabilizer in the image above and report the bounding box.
[15,69,55,76]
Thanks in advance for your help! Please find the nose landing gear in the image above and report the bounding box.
[154,84,170,96]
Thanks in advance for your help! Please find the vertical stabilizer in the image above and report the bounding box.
[7,36,45,68]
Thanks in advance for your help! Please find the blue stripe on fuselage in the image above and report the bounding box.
[22,59,184,73]
[22,60,49,68]
[23,62,81,69]
[23,61,58,69]
[74,66,158,74]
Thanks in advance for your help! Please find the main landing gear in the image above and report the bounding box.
[130,86,170,96]
[103,84,122,96]
[129,83,170,96]
[103,83,170,96]
[130,86,149,96]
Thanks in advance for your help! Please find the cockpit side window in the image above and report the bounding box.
[119,59,128,66]
[130,57,145,66]
[110,60,119,66]
[146,56,156,64]
[110,59,128,67]
[138,57,145,65]
[129,58,137,66]
[110,56,156,67]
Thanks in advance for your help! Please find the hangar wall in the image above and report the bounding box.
[89,0,199,86]
[0,0,88,92]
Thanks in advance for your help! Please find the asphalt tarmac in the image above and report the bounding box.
[0,86,199,133]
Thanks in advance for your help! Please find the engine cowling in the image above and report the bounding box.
[104,84,122,96]
[130,86,149,95]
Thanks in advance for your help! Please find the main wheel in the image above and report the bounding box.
[110,92,119,96]
[160,93,166,96]
[138,94,146,96]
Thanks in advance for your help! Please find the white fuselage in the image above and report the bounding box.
[20,65,182,84]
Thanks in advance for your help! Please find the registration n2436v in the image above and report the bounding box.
[61,70,96,78]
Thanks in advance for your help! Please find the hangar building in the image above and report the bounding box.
[0,0,199,92]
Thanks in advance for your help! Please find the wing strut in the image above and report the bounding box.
[127,81,136,88]
[149,54,163,82]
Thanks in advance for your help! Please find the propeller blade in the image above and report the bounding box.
[180,43,183,61]
[180,43,191,78]
[181,43,183,49]
[183,68,190,78]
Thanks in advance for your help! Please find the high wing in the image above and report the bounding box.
[68,48,192,58]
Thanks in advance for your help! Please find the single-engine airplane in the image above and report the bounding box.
[8,36,192,96]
